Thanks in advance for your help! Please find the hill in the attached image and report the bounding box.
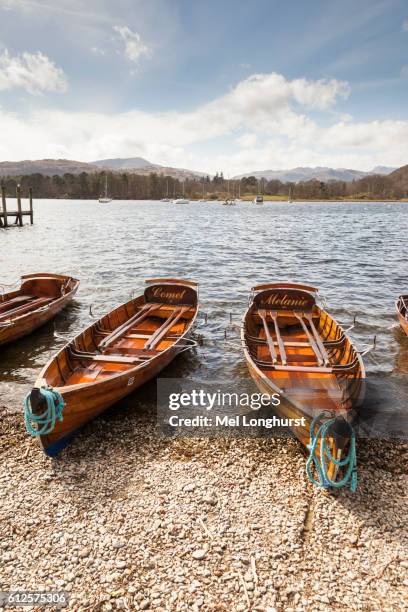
[388,164,408,192]
[233,166,396,183]
[0,157,205,179]
[92,157,205,180]
[0,159,98,176]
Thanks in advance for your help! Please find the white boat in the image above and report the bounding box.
[222,178,236,205]
[254,194,264,204]
[99,175,112,203]
[288,186,294,203]
[161,181,171,201]
[173,181,189,204]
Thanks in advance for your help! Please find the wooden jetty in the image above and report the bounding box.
[0,184,34,227]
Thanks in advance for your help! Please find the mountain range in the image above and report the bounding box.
[0,157,398,183]
[232,165,396,183]
[0,157,205,180]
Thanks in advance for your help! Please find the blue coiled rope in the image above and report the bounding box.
[306,413,357,492]
[24,387,65,436]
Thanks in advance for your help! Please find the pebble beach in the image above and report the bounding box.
[1,400,407,611]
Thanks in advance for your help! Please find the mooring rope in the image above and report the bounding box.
[306,413,357,492]
[24,387,65,436]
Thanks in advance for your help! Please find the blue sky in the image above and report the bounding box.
[0,0,407,173]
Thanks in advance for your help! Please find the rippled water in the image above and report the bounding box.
[2,199,408,438]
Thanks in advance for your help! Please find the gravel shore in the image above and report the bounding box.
[0,401,407,611]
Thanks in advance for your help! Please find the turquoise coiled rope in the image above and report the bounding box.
[24,386,65,436]
[306,413,357,492]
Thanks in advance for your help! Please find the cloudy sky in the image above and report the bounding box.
[0,0,407,174]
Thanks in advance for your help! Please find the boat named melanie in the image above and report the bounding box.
[25,278,198,456]
[242,282,367,490]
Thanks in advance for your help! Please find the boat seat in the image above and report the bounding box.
[71,351,147,365]
[254,356,333,373]
[250,334,313,348]
[103,346,158,358]
[90,354,147,364]
[124,333,153,339]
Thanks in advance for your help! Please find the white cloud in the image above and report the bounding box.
[113,25,151,64]
[403,19,408,32]
[0,71,406,174]
[236,133,258,148]
[0,49,67,94]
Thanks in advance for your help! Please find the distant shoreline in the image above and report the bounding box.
[8,197,408,203]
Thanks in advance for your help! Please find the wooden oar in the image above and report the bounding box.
[303,312,330,366]
[145,306,189,350]
[0,297,53,321]
[258,309,277,364]
[99,303,159,349]
[294,313,324,366]
[270,310,287,366]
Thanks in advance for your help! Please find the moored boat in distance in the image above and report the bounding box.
[396,295,408,336]
[254,195,264,204]
[242,282,367,490]
[99,175,112,203]
[25,278,199,456]
[161,180,171,201]
[0,273,79,346]
[173,180,189,204]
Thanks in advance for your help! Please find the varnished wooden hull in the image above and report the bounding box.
[39,343,189,455]
[242,283,366,464]
[0,273,79,346]
[30,279,198,455]
[396,296,408,336]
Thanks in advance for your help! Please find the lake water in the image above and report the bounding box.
[2,199,408,439]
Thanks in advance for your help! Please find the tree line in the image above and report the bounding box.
[0,170,406,200]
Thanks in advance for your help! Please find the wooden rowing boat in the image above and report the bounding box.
[396,295,408,336]
[242,282,366,486]
[26,278,198,456]
[0,273,79,347]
